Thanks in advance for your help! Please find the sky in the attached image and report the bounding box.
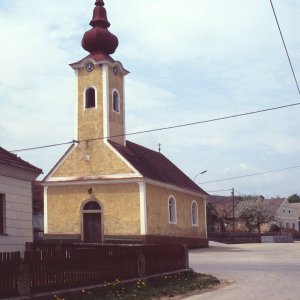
[0,0,299,198]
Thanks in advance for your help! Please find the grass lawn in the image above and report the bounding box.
[49,271,220,300]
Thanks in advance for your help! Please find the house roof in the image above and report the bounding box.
[0,146,42,174]
[109,140,208,195]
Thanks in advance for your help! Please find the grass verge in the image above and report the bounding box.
[50,271,220,300]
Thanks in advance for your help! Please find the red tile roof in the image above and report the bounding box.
[109,140,208,195]
[0,146,42,174]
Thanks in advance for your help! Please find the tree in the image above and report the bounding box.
[287,194,300,203]
[239,197,274,234]
[206,202,219,232]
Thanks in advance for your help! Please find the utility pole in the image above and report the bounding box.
[232,188,235,232]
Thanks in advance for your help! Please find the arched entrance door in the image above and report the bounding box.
[82,201,102,243]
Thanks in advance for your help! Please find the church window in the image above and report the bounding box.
[85,87,96,109]
[113,90,120,112]
[0,194,5,234]
[168,196,177,224]
[191,201,199,226]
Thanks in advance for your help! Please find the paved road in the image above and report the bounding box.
[186,241,300,300]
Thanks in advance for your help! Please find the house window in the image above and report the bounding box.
[168,196,177,224]
[286,223,290,229]
[289,210,291,214]
[0,194,5,234]
[112,90,120,112]
[283,209,285,213]
[292,223,295,230]
[191,201,199,226]
[85,87,96,109]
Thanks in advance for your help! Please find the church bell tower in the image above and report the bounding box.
[70,0,128,146]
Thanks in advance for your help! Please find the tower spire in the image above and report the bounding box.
[82,0,119,59]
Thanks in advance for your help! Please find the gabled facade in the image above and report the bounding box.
[43,1,208,247]
[0,146,42,253]
[276,199,300,232]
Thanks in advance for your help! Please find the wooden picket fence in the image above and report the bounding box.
[24,243,187,294]
[0,252,20,298]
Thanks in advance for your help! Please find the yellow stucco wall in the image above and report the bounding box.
[47,183,140,236]
[52,140,134,177]
[146,184,206,238]
[77,65,103,141]
[108,65,125,145]
[52,63,131,178]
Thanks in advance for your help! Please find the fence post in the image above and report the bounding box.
[137,254,146,277]
[183,244,189,269]
[18,261,31,297]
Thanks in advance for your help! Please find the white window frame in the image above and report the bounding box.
[112,89,120,113]
[84,86,97,110]
[168,196,177,224]
[191,200,199,226]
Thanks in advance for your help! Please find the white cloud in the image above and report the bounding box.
[0,0,300,196]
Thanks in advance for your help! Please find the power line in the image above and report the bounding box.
[10,101,300,153]
[206,189,233,193]
[234,190,247,196]
[198,165,300,185]
[270,0,300,95]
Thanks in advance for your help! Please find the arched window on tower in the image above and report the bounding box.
[168,196,177,224]
[113,90,120,112]
[191,201,199,226]
[85,87,96,109]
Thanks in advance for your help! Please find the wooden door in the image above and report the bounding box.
[83,213,101,243]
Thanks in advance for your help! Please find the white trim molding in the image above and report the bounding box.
[168,195,177,224]
[112,89,121,113]
[104,141,142,176]
[139,182,147,235]
[43,186,48,234]
[75,70,79,140]
[191,200,199,227]
[43,144,76,181]
[102,64,109,139]
[83,86,98,110]
[144,178,207,199]
[70,58,129,76]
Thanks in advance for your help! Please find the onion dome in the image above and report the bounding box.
[82,0,119,58]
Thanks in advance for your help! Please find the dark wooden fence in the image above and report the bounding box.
[23,243,188,294]
[0,252,20,298]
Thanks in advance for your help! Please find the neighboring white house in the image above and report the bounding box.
[0,146,42,253]
[276,199,300,232]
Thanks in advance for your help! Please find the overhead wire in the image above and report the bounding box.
[9,3,300,154]
[206,189,233,193]
[198,165,300,185]
[270,0,300,95]
[10,101,300,153]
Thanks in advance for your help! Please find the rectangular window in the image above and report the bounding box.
[0,194,5,234]
[292,223,295,230]
[286,223,290,229]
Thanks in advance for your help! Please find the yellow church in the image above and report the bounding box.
[43,0,208,248]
